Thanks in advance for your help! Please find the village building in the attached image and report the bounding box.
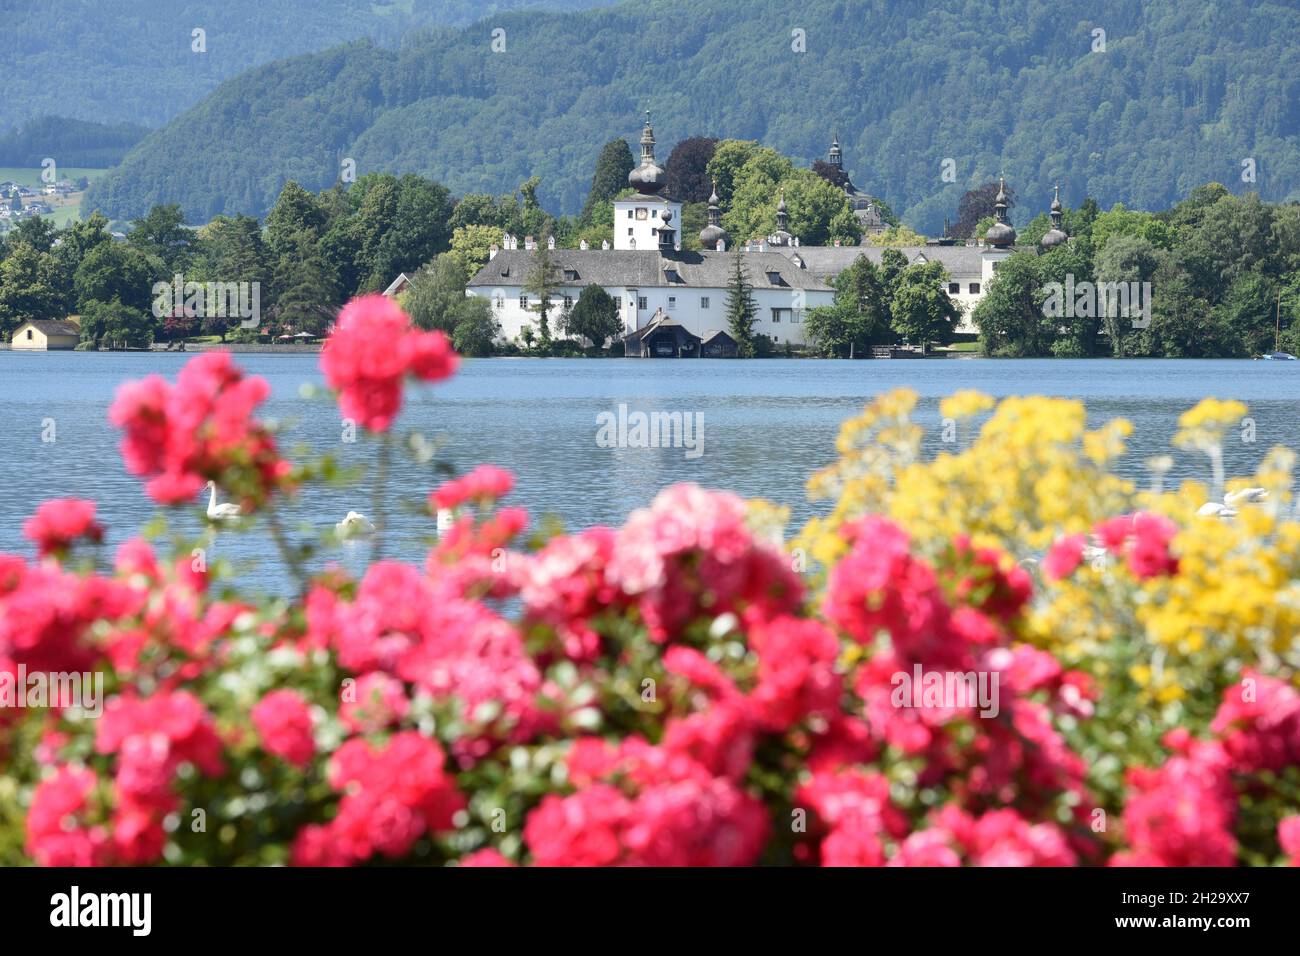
[10,318,80,350]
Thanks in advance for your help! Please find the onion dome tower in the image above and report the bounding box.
[984,176,1017,248]
[627,111,667,195]
[657,207,677,251]
[699,180,729,250]
[1040,184,1068,250]
[767,190,796,247]
[828,134,843,172]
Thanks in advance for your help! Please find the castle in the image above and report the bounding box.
[466,119,1067,347]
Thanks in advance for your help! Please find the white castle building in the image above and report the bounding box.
[465,120,1060,347]
[467,114,834,351]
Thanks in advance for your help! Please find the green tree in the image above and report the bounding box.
[723,251,757,356]
[972,253,1050,356]
[82,298,154,348]
[269,236,338,337]
[128,204,192,271]
[1094,234,1163,356]
[265,181,329,259]
[449,297,500,357]
[523,241,561,343]
[404,253,472,333]
[581,138,634,224]
[563,283,621,348]
[449,224,500,276]
[890,261,960,348]
[0,241,62,337]
[73,241,159,315]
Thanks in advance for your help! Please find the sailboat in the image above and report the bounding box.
[1261,294,1297,360]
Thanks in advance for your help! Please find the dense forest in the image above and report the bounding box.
[0,117,149,168]
[0,0,615,131]
[83,0,1300,232]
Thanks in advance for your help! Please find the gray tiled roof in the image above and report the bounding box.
[25,320,81,335]
[468,249,833,291]
[777,245,991,278]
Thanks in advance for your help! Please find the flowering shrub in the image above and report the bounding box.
[1,297,1298,866]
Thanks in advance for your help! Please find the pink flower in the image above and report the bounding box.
[1092,512,1178,579]
[1278,816,1300,865]
[22,499,104,558]
[109,351,289,507]
[25,766,109,867]
[459,848,516,867]
[299,732,464,865]
[431,465,514,511]
[1043,533,1087,581]
[251,689,316,768]
[339,672,409,734]
[320,294,458,431]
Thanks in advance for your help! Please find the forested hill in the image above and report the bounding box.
[0,0,615,131]
[86,0,1300,230]
[0,117,149,168]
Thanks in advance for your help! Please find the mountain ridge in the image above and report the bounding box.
[85,0,1300,231]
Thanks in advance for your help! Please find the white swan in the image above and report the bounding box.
[335,511,375,540]
[436,507,456,533]
[1197,487,1268,519]
[205,481,242,521]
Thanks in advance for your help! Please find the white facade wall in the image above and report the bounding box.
[468,284,833,347]
[612,197,683,252]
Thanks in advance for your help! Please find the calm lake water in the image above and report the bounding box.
[1,353,1297,590]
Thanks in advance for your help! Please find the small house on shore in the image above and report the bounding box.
[10,319,80,350]
[701,330,739,358]
[627,311,700,357]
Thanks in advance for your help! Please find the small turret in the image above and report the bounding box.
[699,179,729,250]
[984,176,1017,248]
[1040,184,1068,250]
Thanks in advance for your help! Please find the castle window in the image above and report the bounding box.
[969,282,981,294]
[494,295,504,308]
[700,296,710,309]
[771,308,789,323]
[948,282,960,294]
[638,296,647,310]
[519,295,529,309]
[668,296,676,310]
[563,295,573,309]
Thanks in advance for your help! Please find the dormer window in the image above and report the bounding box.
[663,269,680,283]
[500,265,510,277]
[564,269,579,281]
[766,271,783,285]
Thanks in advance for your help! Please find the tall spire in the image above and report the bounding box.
[700,178,729,249]
[984,175,1017,248]
[828,134,842,169]
[639,110,655,165]
[1041,182,1068,249]
[628,110,666,195]
[776,189,789,230]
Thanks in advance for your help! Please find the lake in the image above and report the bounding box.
[1,353,1296,591]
